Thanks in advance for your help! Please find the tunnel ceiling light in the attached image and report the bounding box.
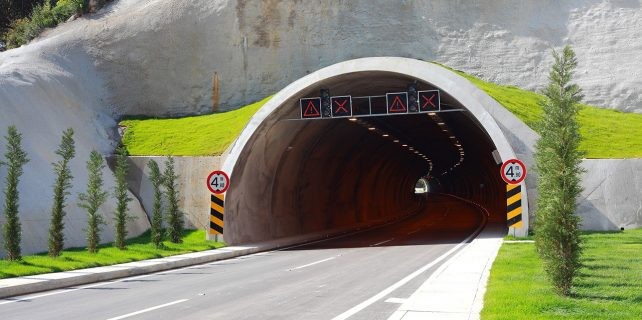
[382,134,389,137]
[437,122,445,125]
[368,127,376,131]
[349,118,357,121]
[428,112,436,116]
[393,139,400,143]
[402,144,408,147]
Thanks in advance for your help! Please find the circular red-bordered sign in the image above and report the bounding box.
[501,159,527,185]
[207,170,230,194]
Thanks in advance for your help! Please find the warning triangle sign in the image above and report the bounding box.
[388,94,407,113]
[304,100,320,117]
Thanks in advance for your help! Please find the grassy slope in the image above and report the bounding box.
[453,69,642,158]
[0,230,224,279]
[120,96,272,156]
[119,67,642,158]
[482,229,642,320]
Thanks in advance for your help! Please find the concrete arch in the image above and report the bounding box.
[222,57,529,244]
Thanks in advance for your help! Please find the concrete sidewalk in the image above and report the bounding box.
[388,234,503,320]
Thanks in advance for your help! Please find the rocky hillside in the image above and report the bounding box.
[1,0,641,255]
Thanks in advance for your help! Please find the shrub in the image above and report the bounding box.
[113,146,133,250]
[1,126,30,261]
[147,159,164,248]
[534,46,584,296]
[48,128,76,257]
[164,156,183,243]
[78,150,108,253]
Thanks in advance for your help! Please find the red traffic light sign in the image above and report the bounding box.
[207,170,230,194]
[386,92,408,113]
[501,159,526,184]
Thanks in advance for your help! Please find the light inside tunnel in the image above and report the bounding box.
[224,70,509,245]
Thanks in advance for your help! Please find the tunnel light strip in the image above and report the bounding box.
[350,118,433,174]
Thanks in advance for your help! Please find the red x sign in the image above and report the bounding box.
[419,90,440,112]
[331,96,352,118]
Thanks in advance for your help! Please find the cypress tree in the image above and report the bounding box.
[147,159,164,248]
[48,128,75,257]
[1,125,29,261]
[534,45,584,296]
[113,146,132,250]
[164,156,183,243]
[78,150,108,253]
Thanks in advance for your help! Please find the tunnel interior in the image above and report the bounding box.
[226,71,507,245]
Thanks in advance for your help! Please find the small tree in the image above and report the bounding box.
[48,128,75,257]
[148,159,164,248]
[1,126,29,261]
[534,45,584,296]
[164,156,183,243]
[78,150,108,253]
[113,146,132,250]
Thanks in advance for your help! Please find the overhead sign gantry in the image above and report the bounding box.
[300,84,442,120]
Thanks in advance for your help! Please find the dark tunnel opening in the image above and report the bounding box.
[225,71,507,245]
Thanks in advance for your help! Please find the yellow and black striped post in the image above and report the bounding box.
[210,194,224,239]
[506,183,523,228]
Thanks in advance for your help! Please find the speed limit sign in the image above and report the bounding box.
[501,159,526,184]
[207,170,229,194]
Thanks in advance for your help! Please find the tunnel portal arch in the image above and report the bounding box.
[222,57,529,244]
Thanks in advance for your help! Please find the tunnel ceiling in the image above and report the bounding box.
[224,68,510,245]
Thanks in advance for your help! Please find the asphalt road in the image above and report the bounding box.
[0,194,485,320]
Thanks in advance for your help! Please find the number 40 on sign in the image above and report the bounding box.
[501,159,527,184]
[207,170,229,194]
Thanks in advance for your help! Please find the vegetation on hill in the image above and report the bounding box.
[1,0,111,50]
[451,67,642,158]
[120,96,272,156]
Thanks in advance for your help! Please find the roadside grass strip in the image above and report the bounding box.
[482,228,642,320]
[0,230,224,279]
[120,96,272,156]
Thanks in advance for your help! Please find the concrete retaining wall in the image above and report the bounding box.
[578,159,642,230]
[126,156,223,230]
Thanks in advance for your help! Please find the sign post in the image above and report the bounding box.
[207,170,229,242]
[501,159,527,231]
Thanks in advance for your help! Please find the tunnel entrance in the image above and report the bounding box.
[222,58,528,245]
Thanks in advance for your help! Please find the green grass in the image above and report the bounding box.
[0,229,224,279]
[120,96,271,156]
[482,229,642,319]
[451,68,642,158]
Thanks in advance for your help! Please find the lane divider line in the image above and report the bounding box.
[385,298,407,304]
[288,257,336,271]
[105,299,189,320]
[370,238,394,247]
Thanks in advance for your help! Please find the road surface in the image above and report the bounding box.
[1,194,486,320]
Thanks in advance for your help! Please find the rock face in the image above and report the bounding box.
[1,0,641,256]
[88,0,642,115]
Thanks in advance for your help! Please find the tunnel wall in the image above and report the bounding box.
[223,58,530,244]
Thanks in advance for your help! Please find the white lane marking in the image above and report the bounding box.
[0,274,153,306]
[288,257,335,271]
[332,220,483,320]
[384,298,407,304]
[370,238,394,247]
[105,299,188,320]
[407,229,421,235]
